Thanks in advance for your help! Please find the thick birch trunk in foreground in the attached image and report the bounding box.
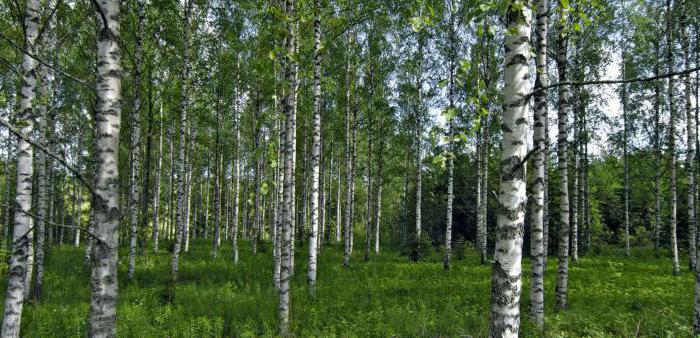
[555,20,571,311]
[88,1,122,336]
[1,0,39,334]
[529,0,548,326]
[308,0,322,294]
[488,1,531,335]
[172,0,191,280]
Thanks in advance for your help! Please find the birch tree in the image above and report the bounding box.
[33,0,56,302]
[172,0,192,280]
[152,103,163,253]
[555,6,571,310]
[682,1,697,271]
[443,0,457,270]
[343,36,356,267]
[127,0,145,281]
[530,0,548,326]
[488,0,531,335]
[307,0,322,294]
[1,0,39,334]
[88,0,122,335]
[279,0,297,333]
[666,0,680,275]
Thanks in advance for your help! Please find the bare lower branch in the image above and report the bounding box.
[0,117,97,197]
[1,202,106,246]
[0,32,90,88]
[528,66,700,99]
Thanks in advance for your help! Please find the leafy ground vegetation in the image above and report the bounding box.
[1,240,692,337]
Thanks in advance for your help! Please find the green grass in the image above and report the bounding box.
[3,240,696,337]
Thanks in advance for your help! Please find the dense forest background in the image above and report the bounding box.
[0,0,698,336]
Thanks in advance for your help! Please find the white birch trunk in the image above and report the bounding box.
[555,20,571,310]
[529,0,548,326]
[666,0,680,275]
[172,0,191,280]
[88,1,122,335]
[488,1,531,335]
[1,0,39,334]
[307,0,322,294]
[279,0,297,333]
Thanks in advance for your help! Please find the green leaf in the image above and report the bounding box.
[410,17,423,32]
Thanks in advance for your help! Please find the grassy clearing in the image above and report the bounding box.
[3,240,694,337]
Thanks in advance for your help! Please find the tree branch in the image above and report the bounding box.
[0,32,91,88]
[527,66,700,99]
[0,117,97,197]
[1,202,106,246]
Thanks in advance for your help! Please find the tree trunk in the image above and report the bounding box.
[480,111,490,264]
[279,0,297,333]
[444,0,457,270]
[274,109,283,288]
[682,6,697,271]
[622,30,630,257]
[1,0,39,334]
[488,1,531,335]
[74,180,82,248]
[415,36,424,242]
[152,103,163,254]
[343,39,355,267]
[308,0,322,294]
[653,40,662,253]
[172,0,191,281]
[232,55,241,264]
[183,128,194,252]
[336,157,342,243]
[127,0,145,281]
[555,22,571,311]
[3,135,12,249]
[364,75,373,263]
[374,117,384,254]
[571,87,580,263]
[666,0,680,275]
[213,105,222,259]
[33,5,56,301]
[530,0,548,325]
[87,0,122,335]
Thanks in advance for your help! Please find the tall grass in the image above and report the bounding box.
[1,241,694,337]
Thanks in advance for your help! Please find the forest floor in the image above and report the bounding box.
[3,240,695,337]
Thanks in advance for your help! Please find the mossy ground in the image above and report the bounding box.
[3,240,695,337]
